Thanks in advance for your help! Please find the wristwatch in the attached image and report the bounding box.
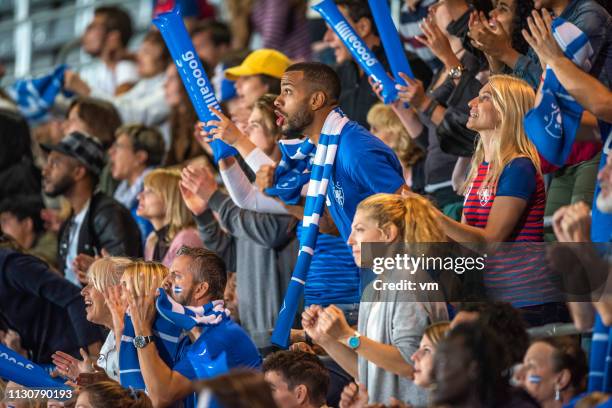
[133,335,155,349]
[448,64,465,79]
[347,331,361,350]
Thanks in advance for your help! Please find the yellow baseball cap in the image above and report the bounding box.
[224,49,293,81]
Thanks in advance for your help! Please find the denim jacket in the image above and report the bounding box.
[513,0,612,88]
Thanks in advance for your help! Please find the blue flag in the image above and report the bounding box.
[524,18,594,167]
[7,64,72,125]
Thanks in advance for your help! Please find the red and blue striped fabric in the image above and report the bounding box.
[463,160,560,306]
[463,161,545,241]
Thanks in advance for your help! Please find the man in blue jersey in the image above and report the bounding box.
[126,246,261,407]
[204,61,405,242]
[271,62,406,241]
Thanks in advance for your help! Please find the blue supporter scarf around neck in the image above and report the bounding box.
[269,108,350,348]
[118,289,231,390]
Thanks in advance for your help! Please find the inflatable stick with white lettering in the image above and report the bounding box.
[0,344,71,390]
[312,0,398,104]
[153,7,238,162]
[368,0,415,102]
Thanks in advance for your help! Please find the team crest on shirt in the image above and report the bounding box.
[333,181,345,207]
[478,186,491,206]
[543,100,562,139]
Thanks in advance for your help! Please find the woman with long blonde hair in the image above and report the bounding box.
[302,193,448,405]
[137,168,203,267]
[435,75,563,325]
[437,75,543,243]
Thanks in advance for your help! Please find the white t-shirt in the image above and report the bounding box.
[111,73,169,126]
[79,59,139,98]
[97,331,119,381]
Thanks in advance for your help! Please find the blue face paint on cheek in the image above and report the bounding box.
[173,286,183,294]
[528,374,542,384]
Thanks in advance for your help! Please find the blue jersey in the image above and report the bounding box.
[326,121,405,241]
[298,225,361,306]
[173,319,262,407]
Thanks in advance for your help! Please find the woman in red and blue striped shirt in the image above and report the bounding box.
[435,75,564,325]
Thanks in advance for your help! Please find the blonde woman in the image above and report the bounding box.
[367,103,425,193]
[109,261,172,388]
[137,168,203,267]
[434,75,563,325]
[119,260,169,302]
[51,257,132,382]
[436,75,543,242]
[303,193,448,405]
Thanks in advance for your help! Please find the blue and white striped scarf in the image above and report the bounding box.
[524,18,594,167]
[156,289,230,330]
[119,311,184,390]
[7,64,71,125]
[118,289,231,390]
[270,108,349,348]
[265,138,317,205]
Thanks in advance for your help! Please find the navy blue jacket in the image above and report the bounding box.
[0,248,104,364]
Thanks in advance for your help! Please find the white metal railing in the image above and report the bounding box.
[1,0,400,86]
[1,0,152,85]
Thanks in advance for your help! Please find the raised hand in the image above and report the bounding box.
[124,275,157,336]
[104,284,127,347]
[318,304,354,341]
[40,208,63,234]
[51,348,94,381]
[179,181,208,216]
[416,12,459,68]
[522,9,564,68]
[63,70,91,96]
[0,329,27,358]
[73,253,99,285]
[180,164,218,213]
[552,202,592,243]
[256,164,277,192]
[301,305,332,345]
[395,72,430,111]
[468,11,513,61]
[198,106,246,146]
[339,382,369,408]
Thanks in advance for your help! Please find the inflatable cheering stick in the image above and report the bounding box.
[312,0,398,104]
[153,7,237,162]
[368,0,415,106]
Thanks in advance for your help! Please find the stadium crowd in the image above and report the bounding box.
[0,0,611,407]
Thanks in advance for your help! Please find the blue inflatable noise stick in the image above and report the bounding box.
[0,344,71,391]
[312,0,398,104]
[368,0,415,107]
[153,7,237,162]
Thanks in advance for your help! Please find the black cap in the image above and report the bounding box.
[41,131,106,176]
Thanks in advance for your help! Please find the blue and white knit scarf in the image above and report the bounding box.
[118,289,231,390]
[524,18,594,167]
[269,108,349,348]
[265,137,317,204]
